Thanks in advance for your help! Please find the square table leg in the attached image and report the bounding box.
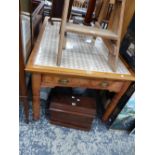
[102,81,131,122]
[32,74,41,120]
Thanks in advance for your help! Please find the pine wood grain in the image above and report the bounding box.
[66,23,118,40]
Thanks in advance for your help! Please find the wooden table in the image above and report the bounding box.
[26,17,134,122]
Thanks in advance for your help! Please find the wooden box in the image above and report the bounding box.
[48,94,96,131]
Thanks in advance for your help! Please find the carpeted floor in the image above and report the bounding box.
[19,101,135,155]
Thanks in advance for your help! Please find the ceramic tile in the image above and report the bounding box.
[34,22,130,75]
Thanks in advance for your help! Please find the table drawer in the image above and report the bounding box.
[42,75,124,92]
[90,80,124,92]
[42,75,90,86]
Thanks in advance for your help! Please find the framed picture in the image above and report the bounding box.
[120,14,135,71]
[109,93,135,131]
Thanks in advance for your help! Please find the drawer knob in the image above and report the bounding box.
[58,79,69,85]
[100,82,109,87]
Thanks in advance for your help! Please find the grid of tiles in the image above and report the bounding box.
[34,22,130,75]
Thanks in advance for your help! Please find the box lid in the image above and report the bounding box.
[49,94,96,117]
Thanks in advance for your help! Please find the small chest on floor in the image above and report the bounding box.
[47,94,96,131]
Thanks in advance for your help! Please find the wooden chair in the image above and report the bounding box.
[49,0,74,24]
[95,0,115,28]
[73,0,87,8]
[83,0,97,25]
[56,0,126,71]
[71,0,88,17]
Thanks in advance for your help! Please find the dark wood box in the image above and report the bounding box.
[47,94,96,131]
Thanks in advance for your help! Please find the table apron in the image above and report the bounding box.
[41,74,125,93]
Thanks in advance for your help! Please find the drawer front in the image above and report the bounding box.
[50,110,93,125]
[42,75,124,92]
[90,80,124,92]
[49,110,93,131]
[42,75,90,87]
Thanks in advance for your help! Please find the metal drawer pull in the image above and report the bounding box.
[100,82,109,87]
[58,79,69,85]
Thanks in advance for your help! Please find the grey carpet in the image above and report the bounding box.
[19,101,134,155]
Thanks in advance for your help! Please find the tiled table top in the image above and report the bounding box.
[34,21,130,75]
